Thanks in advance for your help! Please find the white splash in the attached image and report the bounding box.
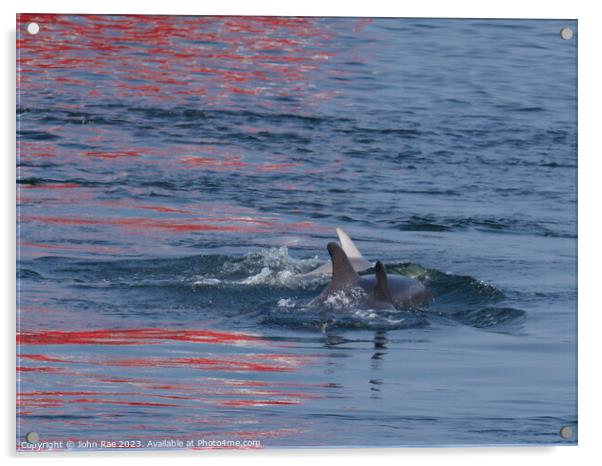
[323,287,368,311]
[241,267,273,285]
[193,276,221,285]
[224,246,325,287]
[277,298,296,308]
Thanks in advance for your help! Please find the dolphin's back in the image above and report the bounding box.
[359,274,429,308]
[310,240,430,310]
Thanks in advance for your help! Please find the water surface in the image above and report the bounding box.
[16,15,577,449]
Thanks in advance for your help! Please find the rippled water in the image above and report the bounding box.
[16,15,577,449]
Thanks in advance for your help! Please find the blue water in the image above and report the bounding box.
[17,16,577,449]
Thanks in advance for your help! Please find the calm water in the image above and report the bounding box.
[16,16,577,450]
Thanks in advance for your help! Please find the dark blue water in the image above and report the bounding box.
[17,16,577,449]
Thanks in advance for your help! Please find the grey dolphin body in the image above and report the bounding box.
[310,242,430,310]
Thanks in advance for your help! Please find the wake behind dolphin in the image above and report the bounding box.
[310,241,430,311]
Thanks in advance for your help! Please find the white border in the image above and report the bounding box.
[3,1,600,465]
[5,0,584,18]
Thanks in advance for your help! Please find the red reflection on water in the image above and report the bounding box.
[182,156,249,170]
[17,142,58,159]
[17,328,263,346]
[21,183,81,190]
[196,217,275,226]
[17,14,336,108]
[22,213,319,236]
[17,15,339,444]
[70,398,177,407]
[17,341,324,449]
[134,204,190,214]
[219,399,299,407]
[20,354,69,363]
[93,199,258,217]
[20,390,130,397]
[17,398,64,408]
[17,366,65,373]
[256,163,301,173]
[106,354,308,373]
[352,17,374,32]
[83,150,142,159]
[17,14,340,259]
[21,242,123,255]
[22,215,264,233]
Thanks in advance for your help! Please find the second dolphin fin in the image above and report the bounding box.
[336,228,372,272]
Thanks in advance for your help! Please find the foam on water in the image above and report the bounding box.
[322,287,369,311]
[219,246,325,287]
[192,276,222,286]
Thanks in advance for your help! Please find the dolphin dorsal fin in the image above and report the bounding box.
[374,261,393,303]
[336,228,365,261]
[327,242,359,290]
[336,228,372,272]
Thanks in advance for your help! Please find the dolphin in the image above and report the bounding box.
[310,242,430,310]
[301,228,372,277]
